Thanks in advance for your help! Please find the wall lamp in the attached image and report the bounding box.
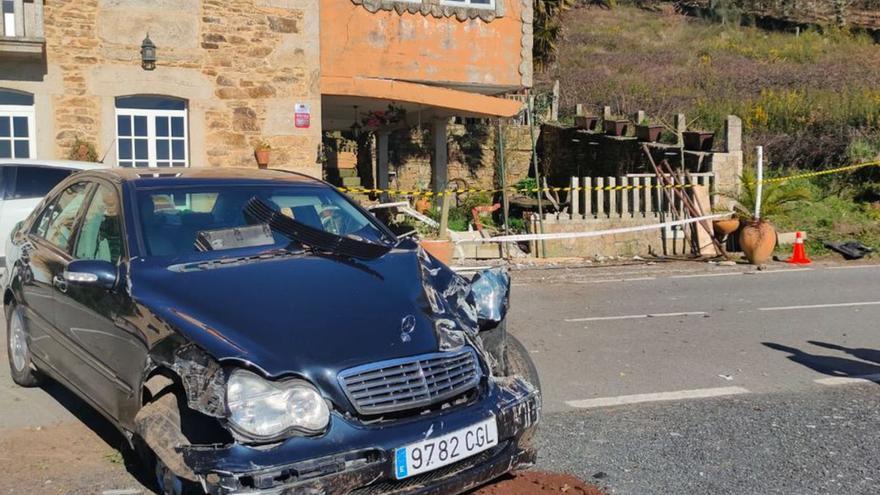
[141,34,157,71]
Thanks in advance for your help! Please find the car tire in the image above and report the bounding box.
[504,334,541,394]
[6,304,41,387]
[135,392,202,494]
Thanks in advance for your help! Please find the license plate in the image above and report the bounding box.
[393,417,498,480]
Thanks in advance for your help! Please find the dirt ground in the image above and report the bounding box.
[472,471,606,495]
[0,421,602,495]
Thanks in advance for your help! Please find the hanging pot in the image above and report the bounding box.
[739,220,777,265]
[255,149,271,168]
[712,217,740,236]
[420,239,454,265]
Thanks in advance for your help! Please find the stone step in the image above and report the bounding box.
[336,167,359,178]
[342,176,363,187]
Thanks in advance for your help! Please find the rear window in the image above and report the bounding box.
[6,166,74,200]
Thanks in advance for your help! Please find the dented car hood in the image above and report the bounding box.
[129,247,479,410]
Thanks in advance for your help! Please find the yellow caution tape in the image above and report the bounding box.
[338,160,880,197]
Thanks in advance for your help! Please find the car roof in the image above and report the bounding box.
[80,167,327,188]
[0,159,111,171]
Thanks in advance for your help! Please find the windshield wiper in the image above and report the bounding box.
[243,197,392,260]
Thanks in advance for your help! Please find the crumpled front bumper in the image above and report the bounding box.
[182,376,540,495]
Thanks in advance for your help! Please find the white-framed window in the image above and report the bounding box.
[440,0,494,8]
[0,89,36,160]
[2,1,15,36]
[115,95,189,168]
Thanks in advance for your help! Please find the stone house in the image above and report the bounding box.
[0,0,531,186]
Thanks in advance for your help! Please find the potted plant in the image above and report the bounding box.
[635,120,664,142]
[574,115,600,131]
[729,169,811,266]
[254,141,271,168]
[683,130,715,151]
[603,117,630,137]
[415,222,454,265]
[68,138,99,162]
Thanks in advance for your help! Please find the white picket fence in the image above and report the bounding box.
[568,172,716,220]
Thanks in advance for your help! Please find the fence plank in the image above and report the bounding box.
[608,177,617,217]
[570,177,580,219]
[632,177,641,216]
[583,177,592,218]
[620,177,629,217]
[596,177,605,217]
[645,177,653,215]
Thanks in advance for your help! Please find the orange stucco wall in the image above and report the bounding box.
[321,0,526,91]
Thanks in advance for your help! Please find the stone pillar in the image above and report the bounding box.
[724,115,742,152]
[634,110,646,124]
[602,106,612,120]
[431,118,449,197]
[377,131,390,202]
[674,113,686,146]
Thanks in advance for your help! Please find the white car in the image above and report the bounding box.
[0,159,109,265]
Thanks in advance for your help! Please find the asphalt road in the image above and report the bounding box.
[0,260,878,494]
[508,260,880,494]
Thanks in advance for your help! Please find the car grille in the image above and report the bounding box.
[338,348,481,415]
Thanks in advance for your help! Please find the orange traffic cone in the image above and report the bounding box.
[786,231,811,265]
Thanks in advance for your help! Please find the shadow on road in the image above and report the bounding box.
[38,377,154,490]
[763,342,880,380]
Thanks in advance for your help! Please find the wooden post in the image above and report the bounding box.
[632,177,641,217]
[620,176,629,217]
[377,131,389,203]
[596,177,605,217]
[438,191,452,240]
[570,177,580,219]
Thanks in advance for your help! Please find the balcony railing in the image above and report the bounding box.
[0,0,45,57]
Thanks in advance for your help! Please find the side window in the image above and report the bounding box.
[9,166,73,200]
[74,184,123,264]
[33,182,91,252]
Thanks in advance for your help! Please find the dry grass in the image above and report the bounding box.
[543,5,880,175]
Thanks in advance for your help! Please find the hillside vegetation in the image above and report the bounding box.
[542,4,880,252]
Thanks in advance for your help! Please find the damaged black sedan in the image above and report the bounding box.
[3,168,541,495]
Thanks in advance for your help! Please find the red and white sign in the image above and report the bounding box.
[295,103,310,129]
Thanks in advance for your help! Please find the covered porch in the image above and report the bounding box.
[321,76,523,198]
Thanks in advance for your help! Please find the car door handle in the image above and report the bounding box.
[52,274,68,293]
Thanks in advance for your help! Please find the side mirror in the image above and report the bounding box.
[64,260,118,290]
[471,268,510,330]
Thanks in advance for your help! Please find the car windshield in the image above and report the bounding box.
[136,184,388,258]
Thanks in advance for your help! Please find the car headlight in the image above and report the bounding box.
[226,369,330,440]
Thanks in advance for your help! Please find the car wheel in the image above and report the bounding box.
[6,304,41,387]
[505,334,541,394]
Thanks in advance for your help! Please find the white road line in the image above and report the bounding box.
[564,311,706,323]
[758,301,880,311]
[566,386,750,409]
[647,311,708,318]
[814,373,880,386]
[751,267,814,274]
[826,264,880,270]
[564,314,648,322]
[574,276,656,284]
[670,272,742,279]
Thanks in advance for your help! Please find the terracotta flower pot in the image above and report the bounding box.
[636,124,664,142]
[603,119,630,136]
[712,217,740,236]
[683,131,715,152]
[574,115,600,131]
[420,239,454,265]
[739,220,777,265]
[415,197,431,214]
[255,149,271,168]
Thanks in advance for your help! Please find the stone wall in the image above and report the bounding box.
[388,121,533,192]
[0,0,321,176]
